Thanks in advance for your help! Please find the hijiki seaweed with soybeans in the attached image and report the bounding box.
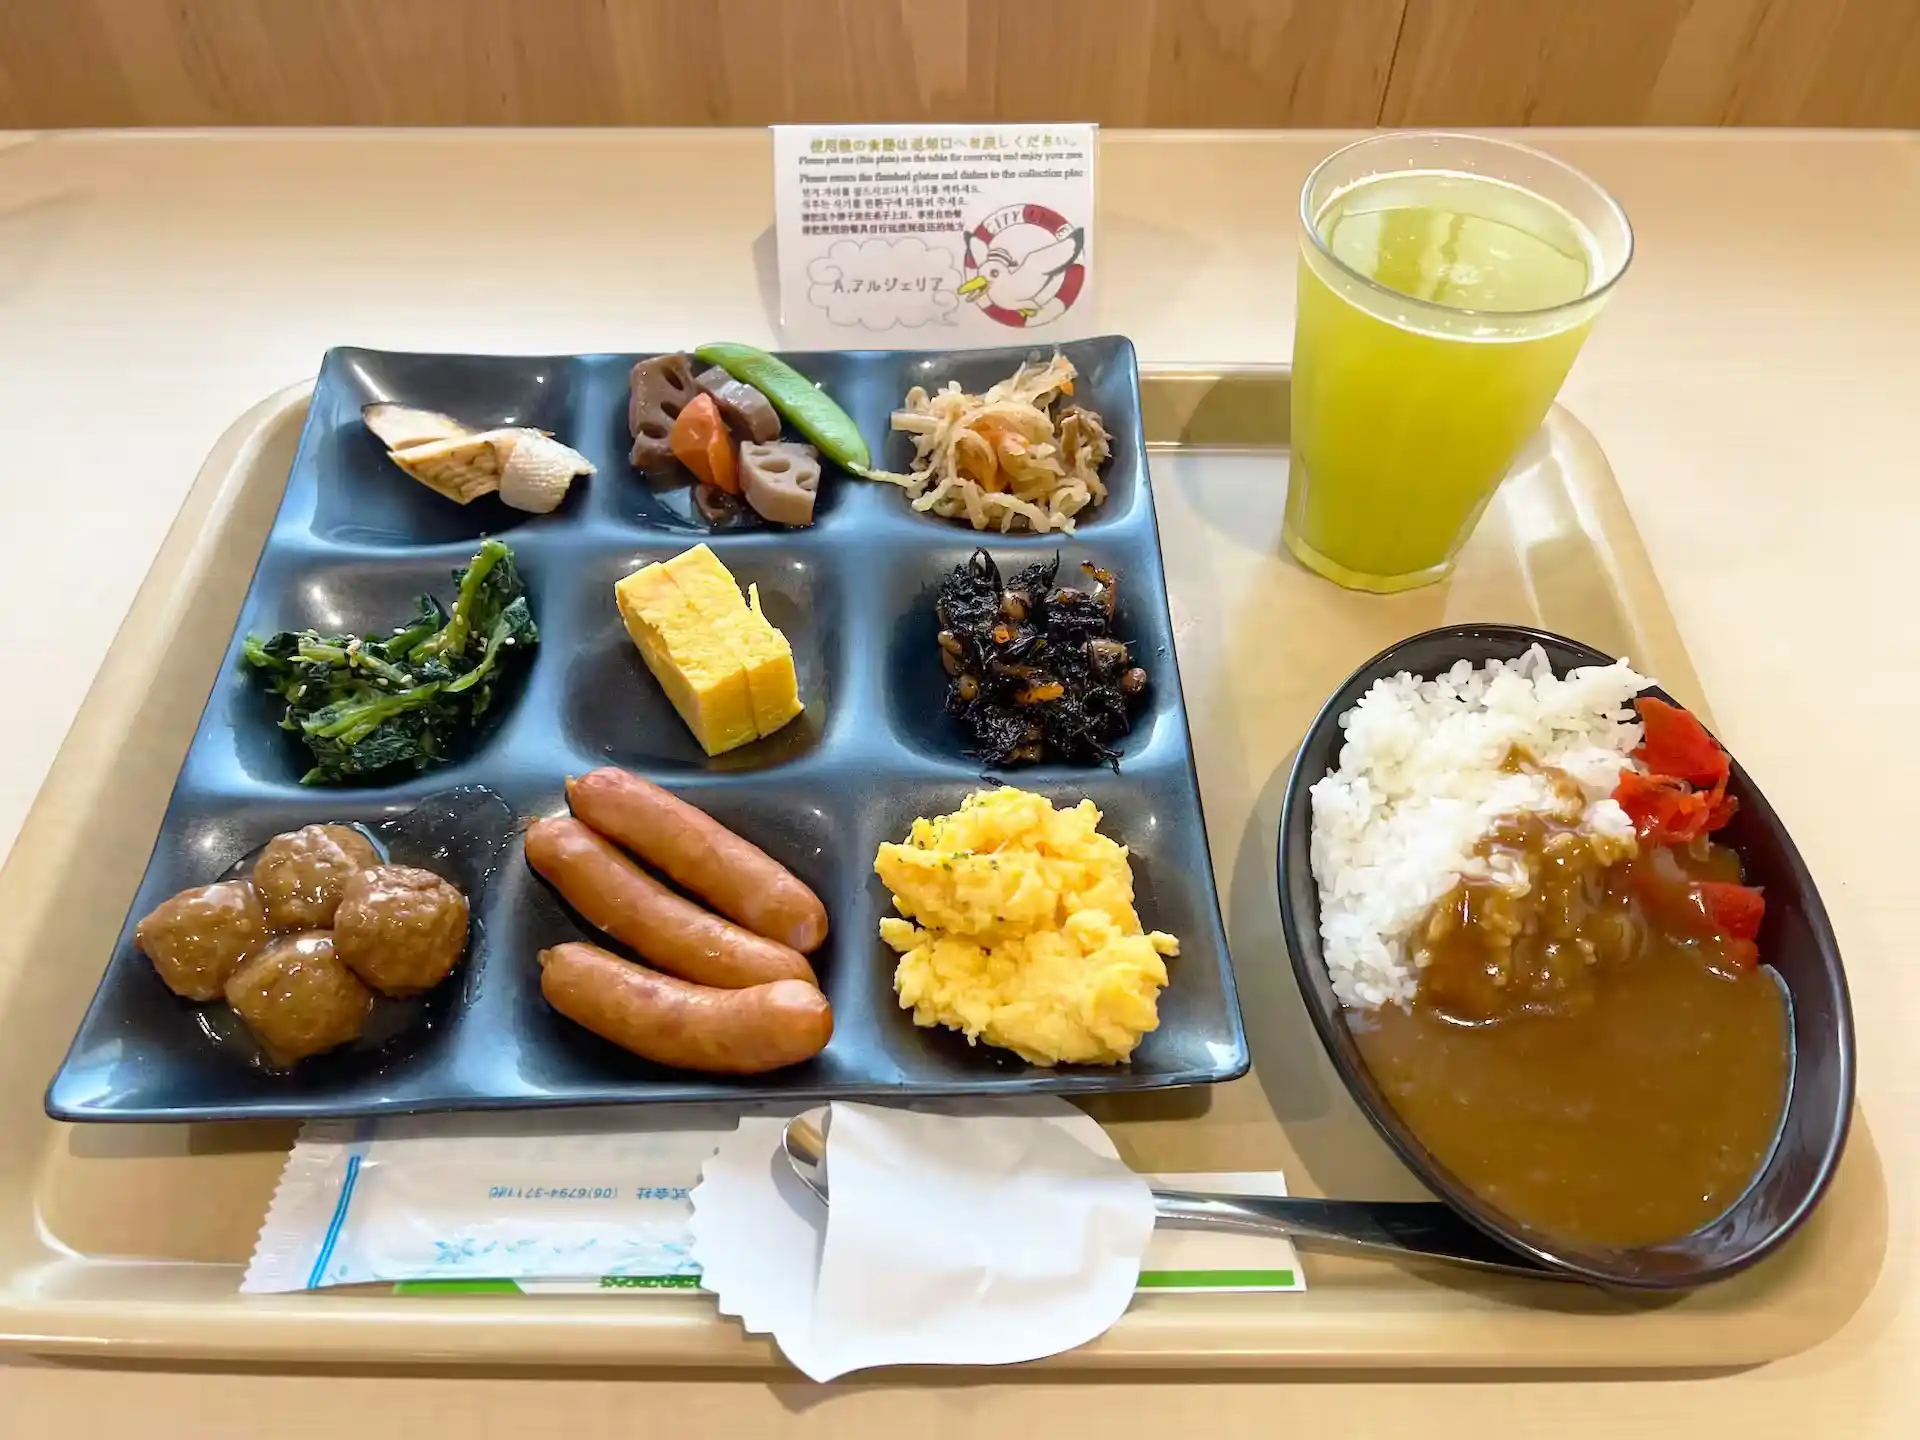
[935,549,1148,768]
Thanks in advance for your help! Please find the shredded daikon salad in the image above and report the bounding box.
[866,353,1113,534]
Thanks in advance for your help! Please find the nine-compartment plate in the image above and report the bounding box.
[45,337,1247,1121]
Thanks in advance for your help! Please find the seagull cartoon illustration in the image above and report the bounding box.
[957,223,1086,325]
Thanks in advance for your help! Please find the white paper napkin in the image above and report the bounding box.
[688,1099,1155,1380]
[684,1115,827,1366]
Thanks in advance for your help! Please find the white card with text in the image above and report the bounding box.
[773,124,1096,349]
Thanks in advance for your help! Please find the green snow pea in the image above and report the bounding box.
[694,342,870,473]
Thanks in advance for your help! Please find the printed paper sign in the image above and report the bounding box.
[774,124,1097,348]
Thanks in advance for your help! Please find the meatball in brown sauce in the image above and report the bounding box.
[135,819,472,1071]
[334,864,471,997]
[251,824,381,929]
[135,880,267,1001]
[223,931,374,1067]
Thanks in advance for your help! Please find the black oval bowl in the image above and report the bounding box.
[1277,623,1854,1289]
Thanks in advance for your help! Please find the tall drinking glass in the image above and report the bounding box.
[1284,133,1633,593]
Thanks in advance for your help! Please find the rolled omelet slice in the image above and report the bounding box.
[613,544,804,756]
[614,565,758,756]
[661,546,804,740]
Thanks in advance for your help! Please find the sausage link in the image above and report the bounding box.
[525,816,816,988]
[538,942,832,1074]
[567,768,829,953]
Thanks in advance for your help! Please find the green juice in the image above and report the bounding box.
[1285,170,1604,591]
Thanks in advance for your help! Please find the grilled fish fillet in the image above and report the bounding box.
[362,403,472,451]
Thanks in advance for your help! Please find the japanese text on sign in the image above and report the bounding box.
[774,124,1097,347]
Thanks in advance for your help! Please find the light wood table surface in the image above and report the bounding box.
[0,127,1913,1436]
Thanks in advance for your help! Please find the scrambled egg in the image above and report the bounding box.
[875,788,1177,1066]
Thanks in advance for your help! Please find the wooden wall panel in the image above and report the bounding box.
[0,0,1914,129]
[0,1,1405,129]
[1381,0,1920,128]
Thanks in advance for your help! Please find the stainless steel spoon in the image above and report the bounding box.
[780,1106,1570,1282]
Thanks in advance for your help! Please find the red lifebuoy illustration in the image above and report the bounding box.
[958,203,1087,328]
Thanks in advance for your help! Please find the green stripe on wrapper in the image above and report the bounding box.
[393,1279,525,1294]
[1135,1268,1297,1289]
[392,1275,706,1294]
[395,1272,1290,1296]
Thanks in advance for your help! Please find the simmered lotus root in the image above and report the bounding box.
[334,864,471,996]
[252,824,381,930]
[738,441,821,526]
[224,932,374,1067]
[694,365,781,443]
[136,880,267,1001]
[628,354,698,469]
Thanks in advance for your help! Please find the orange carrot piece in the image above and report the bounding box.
[669,393,740,494]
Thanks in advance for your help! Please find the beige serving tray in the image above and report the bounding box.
[0,368,1885,1370]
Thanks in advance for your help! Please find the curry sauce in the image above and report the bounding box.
[1350,779,1791,1249]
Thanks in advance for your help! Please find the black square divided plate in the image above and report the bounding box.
[46,337,1248,1121]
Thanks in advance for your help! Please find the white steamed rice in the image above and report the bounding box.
[1308,645,1651,1010]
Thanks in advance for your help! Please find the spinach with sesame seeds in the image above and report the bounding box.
[242,538,538,784]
